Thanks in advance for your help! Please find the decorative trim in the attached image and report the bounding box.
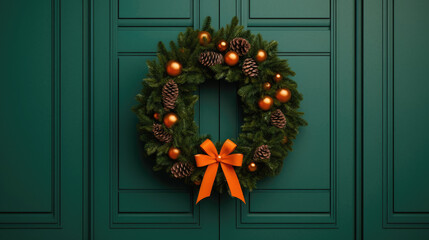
[236,0,338,229]
[109,0,201,228]
[0,0,61,228]
[382,0,429,228]
[243,0,330,27]
[117,0,197,27]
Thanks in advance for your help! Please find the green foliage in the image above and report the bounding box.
[133,16,307,193]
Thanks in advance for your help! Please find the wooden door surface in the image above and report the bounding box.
[92,0,220,239]
[92,0,356,239]
[4,1,429,240]
[0,0,88,239]
[219,0,355,239]
[0,0,358,239]
[363,0,429,239]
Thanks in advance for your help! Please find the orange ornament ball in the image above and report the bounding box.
[248,162,257,172]
[263,82,271,90]
[194,180,201,185]
[217,40,229,52]
[198,31,212,45]
[256,49,267,62]
[281,136,288,144]
[168,147,181,160]
[258,96,273,111]
[166,60,182,77]
[224,51,239,66]
[163,112,178,128]
[273,73,283,82]
[275,88,292,103]
[153,112,160,120]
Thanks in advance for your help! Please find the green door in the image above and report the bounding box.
[363,0,429,239]
[4,0,429,239]
[92,0,356,239]
[92,1,220,239]
[0,0,87,239]
[219,0,355,239]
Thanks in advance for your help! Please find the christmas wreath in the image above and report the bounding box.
[133,17,306,203]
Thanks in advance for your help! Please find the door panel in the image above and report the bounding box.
[5,0,429,239]
[116,55,201,225]
[119,0,192,19]
[92,0,220,239]
[1,0,54,215]
[248,0,330,19]
[94,0,355,239]
[220,0,355,239]
[391,0,429,214]
[255,56,331,190]
[363,0,429,238]
[0,0,87,239]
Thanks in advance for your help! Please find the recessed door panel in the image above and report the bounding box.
[220,0,355,239]
[92,0,220,239]
[363,0,429,239]
[0,0,86,239]
[93,0,356,239]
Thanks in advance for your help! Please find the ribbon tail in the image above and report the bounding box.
[196,163,219,204]
[220,163,246,204]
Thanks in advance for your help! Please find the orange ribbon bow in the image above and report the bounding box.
[195,139,246,204]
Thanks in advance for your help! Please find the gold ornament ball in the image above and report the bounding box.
[168,147,181,160]
[275,88,292,103]
[263,82,272,90]
[198,31,212,45]
[273,73,283,82]
[281,136,288,144]
[248,162,257,172]
[163,112,178,128]
[166,60,182,77]
[258,96,273,111]
[153,112,160,120]
[256,49,267,62]
[217,40,229,52]
[224,51,239,66]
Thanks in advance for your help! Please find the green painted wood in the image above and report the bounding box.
[119,0,192,19]
[118,28,188,52]
[391,0,429,213]
[242,0,330,28]
[117,56,188,190]
[92,0,220,239]
[256,56,331,190]
[220,0,356,238]
[10,0,429,239]
[249,0,330,19]
[247,28,331,53]
[0,0,87,239]
[249,190,330,213]
[0,0,54,214]
[363,0,429,238]
[95,0,357,239]
[119,191,192,212]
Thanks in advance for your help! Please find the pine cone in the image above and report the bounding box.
[253,145,271,160]
[152,123,172,143]
[171,162,195,178]
[199,51,224,66]
[242,58,259,77]
[230,37,251,56]
[162,79,179,110]
[271,109,287,128]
